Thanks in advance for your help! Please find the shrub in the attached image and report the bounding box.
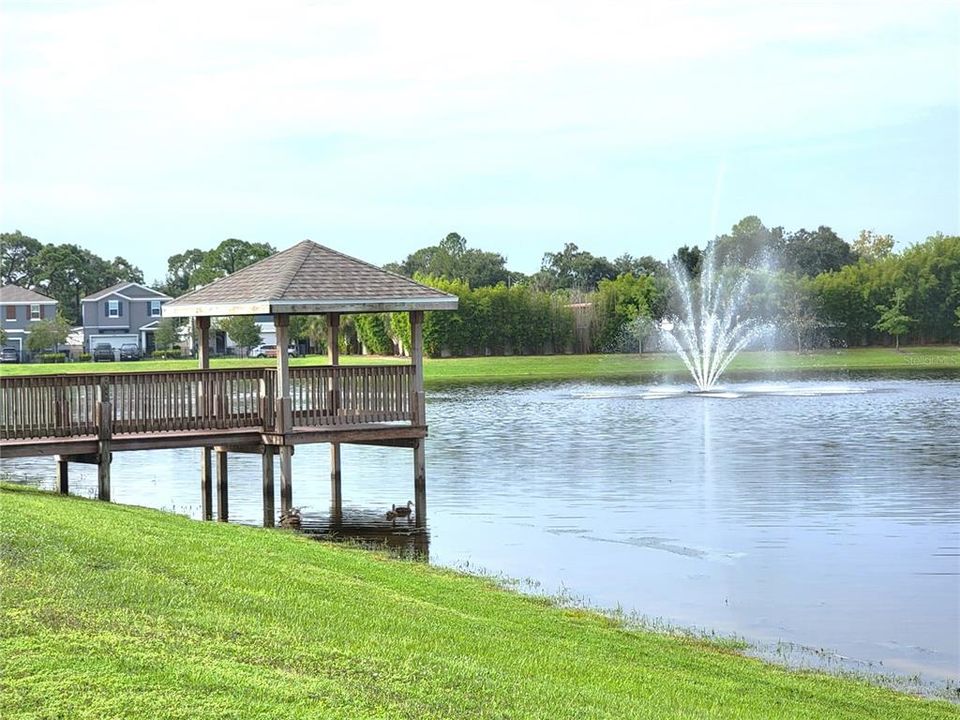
[151,348,183,360]
[38,352,66,364]
[78,353,92,362]
[355,313,395,355]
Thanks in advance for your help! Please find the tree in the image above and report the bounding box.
[154,318,180,350]
[593,273,659,352]
[355,314,394,355]
[1,231,43,286]
[782,226,857,276]
[109,256,144,284]
[192,239,276,286]
[25,314,70,354]
[163,249,208,296]
[625,315,656,354]
[613,253,667,278]
[874,288,914,350]
[672,245,702,278]
[307,316,328,354]
[778,273,819,353]
[28,243,143,324]
[711,216,783,268]
[387,233,512,288]
[216,316,261,356]
[540,243,617,291]
[852,230,895,261]
[31,244,101,324]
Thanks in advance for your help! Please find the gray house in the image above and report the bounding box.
[82,282,172,354]
[0,285,59,355]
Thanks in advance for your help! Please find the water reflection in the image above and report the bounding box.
[300,508,430,560]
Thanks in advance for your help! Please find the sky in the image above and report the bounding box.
[1,0,958,284]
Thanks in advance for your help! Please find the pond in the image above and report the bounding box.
[3,371,958,687]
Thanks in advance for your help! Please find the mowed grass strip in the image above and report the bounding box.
[1,486,954,719]
[0,346,958,383]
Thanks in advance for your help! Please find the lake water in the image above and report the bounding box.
[3,371,959,687]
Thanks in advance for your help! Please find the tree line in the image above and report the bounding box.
[382,223,958,356]
[3,221,958,357]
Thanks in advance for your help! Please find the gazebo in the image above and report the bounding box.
[163,240,458,528]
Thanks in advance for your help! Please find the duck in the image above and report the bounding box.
[385,509,397,521]
[279,507,302,530]
[392,501,414,518]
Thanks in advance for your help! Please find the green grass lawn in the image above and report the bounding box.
[0,486,955,719]
[1,346,958,384]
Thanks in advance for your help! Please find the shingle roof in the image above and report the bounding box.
[163,240,458,317]
[0,285,58,304]
[82,282,170,301]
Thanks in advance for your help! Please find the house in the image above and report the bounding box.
[0,285,59,356]
[81,282,172,354]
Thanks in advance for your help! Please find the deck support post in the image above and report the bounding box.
[200,449,213,520]
[55,456,68,495]
[216,449,228,521]
[330,442,342,520]
[262,446,275,527]
[279,446,293,514]
[95,380,112,502]
[275,314,293,515]
[327,313,342,519]
[410,311,426,527]
[413,439,426,528]
[197,317,212,520]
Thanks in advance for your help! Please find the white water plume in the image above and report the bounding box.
[661,247,769,391]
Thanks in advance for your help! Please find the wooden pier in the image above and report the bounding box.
[0,240,458,528]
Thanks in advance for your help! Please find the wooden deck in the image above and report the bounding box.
[0,364,428,526]
[0,364,417,443]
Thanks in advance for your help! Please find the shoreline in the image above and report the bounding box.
[1,346,957,384]
[2,484,955,718]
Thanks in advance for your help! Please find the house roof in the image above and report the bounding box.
[163,240,458,317]
[82,282,171,302]
[0,285,58,304]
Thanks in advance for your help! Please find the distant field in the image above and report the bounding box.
[0,346,957,383]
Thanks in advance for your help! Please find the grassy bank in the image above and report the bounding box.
[1,486,954,719]
[0,346,957,384]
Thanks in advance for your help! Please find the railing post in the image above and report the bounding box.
[410,310,425,425]
[95,379,112,502]
[55,378,69,437]
[197,317,213,518]
[327,313,340,419]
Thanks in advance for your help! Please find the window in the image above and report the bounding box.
[108,300,119,318]
[150,300,162,317]
[4,305,15,321]
[30,304,40,320]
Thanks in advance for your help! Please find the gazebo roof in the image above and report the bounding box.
[163,240,458,317]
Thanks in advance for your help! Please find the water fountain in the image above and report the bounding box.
[661,246,769,392]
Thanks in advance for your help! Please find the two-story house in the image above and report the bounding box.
[0,285,59,356]
[82,282,172,355]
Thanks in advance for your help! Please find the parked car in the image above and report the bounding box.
[0,347,20,364]
[93,343,116,362]
[119,343,142,361]
[248,344,275,358]
[248,344,298,358]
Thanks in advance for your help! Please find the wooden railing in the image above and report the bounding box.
[0,365,417,441]
[289,365,414,426]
